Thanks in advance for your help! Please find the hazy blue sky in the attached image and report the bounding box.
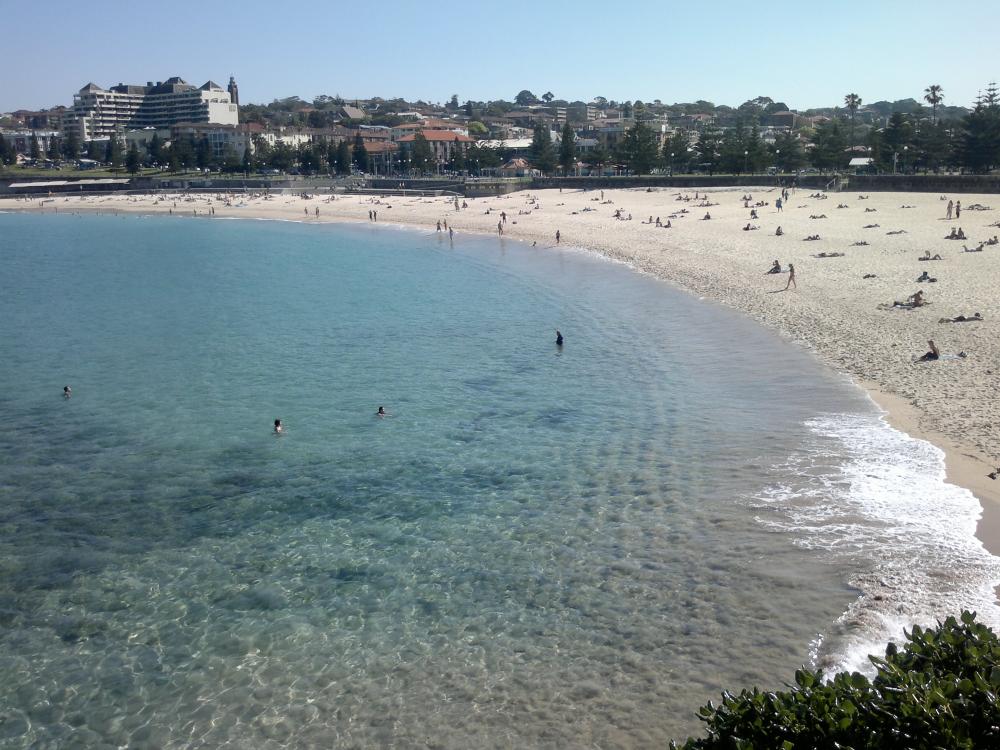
[4,0,997,112]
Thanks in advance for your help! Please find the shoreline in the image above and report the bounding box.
[6,187,1000,569]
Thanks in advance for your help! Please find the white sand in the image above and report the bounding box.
[8,186,1000,527]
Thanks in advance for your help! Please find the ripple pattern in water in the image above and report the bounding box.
[0,214,987,748]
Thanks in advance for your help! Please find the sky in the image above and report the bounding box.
[4,0,998,113]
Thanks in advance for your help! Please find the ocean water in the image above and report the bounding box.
[0,212,997,748]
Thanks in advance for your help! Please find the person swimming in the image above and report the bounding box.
[376,406,389,417]
[555,329,564,346]
[63,385,71,399]
[274,418,283,434]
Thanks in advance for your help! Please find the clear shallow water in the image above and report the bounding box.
[0,213,997,748]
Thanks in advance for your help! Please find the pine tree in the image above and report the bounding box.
[558,121,576,175]
[336,140,351,174]
[30,134,41,160]
[62,131,80,161]
[147,133,163,166]
[107,136,122,169]
[243,146,253,175]
[125,142,141,175]
[959,87,1000,173]
[47,137,60,160]
[409,133,433,173]
[695,126,721,174]
[619,120,659,174]
[352,133,369,172]
[529,124,555,174]
[449,137,466,172]
[0,134,10,165]
[196,137,212,170]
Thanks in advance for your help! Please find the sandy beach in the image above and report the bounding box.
[7,186,1000,548]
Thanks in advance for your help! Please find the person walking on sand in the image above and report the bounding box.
[776,197,783,212]
[497,221,503,236]
[784,263,797,290]
[555,230,560,244]
[946,199,954,220]
[956,200,961,219]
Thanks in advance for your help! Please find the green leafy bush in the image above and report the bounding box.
[673,611,1000,749]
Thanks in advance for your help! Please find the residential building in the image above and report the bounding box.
[397,130,474,164]
[72,77,239,140]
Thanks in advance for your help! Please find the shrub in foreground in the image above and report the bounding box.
[673,611,1000,749]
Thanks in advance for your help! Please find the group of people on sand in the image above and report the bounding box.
[945,227,967,240]
[945,199,962,220]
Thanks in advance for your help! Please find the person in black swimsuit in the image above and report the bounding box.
[555,330,564,346]
[918,340,939,361]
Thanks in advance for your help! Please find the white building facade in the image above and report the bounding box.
[73,77,238,140]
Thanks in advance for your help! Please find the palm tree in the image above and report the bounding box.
[924,84,944,124]
[844,93,862,150]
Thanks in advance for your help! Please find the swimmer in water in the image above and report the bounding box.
[63,385,71,399]
[555,330,564,346]
[274,418,283,434]
[376,406,389,417]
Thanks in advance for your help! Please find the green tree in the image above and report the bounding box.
[46,136,60,160]
[86,139,102,161]
[0,134,11,165]
[618,120,659,174]
[675,612,1000,750]
[449,137,466,172]
[515,89,539,105]
[335,140,351,174]
[664,130,693,173]
[270,141,295,171]
[147,132,163,165]
[107,136,122,169]
[465,143,501,174]
[528,123,556,174]
[844,92,862,149]
[352,133,369,172]
[745,124,767,172]
[62,131,79,161]
[914,120,951,172]
[558,121,576,175]
[809,119,847,171]
[125,142,141,175]
[881,112,914,171]
[408,133,433,173]
[29,134,40,160]
[695,125,721,173]
[196,136,212,170]
[587,142,609,175]
[242,146,253,175]
[959,88,1000,173]
[771,131,807,172]
[718,120,746,174]
[924,84,944,124]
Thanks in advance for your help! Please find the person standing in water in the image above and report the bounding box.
[555,330,564,346]
[63,386,72,399]
[274,419,283,434]
[555,230,561,244]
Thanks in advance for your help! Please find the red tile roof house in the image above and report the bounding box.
[396,130,474,164]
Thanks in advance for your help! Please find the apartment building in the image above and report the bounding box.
[73,77,238,140]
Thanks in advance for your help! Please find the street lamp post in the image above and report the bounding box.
[744,149,749,175]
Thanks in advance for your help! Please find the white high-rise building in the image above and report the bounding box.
[72,77,239,140]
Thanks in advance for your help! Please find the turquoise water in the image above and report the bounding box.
[1,213,997,748]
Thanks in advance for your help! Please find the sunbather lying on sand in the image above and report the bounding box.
[939,313,983,323]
